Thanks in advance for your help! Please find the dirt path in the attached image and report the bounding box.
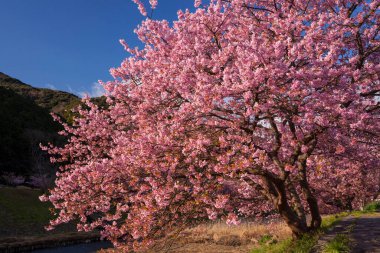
[350,214,380,252]
[314,213,380,253]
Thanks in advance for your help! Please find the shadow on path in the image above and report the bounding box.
[350,215,380,253]
[314,213,380,253]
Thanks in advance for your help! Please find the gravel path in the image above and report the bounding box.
[314,213,380,253]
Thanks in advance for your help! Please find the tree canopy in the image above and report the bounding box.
[42,0,380,251]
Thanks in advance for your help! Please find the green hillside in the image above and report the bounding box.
[0,72,108,179]
[0,73,80,177]
[0,72,80,117]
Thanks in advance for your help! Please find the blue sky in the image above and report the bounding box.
[0,0,194,97]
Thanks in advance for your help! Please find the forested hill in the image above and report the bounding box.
[0,72,80,116]
[0,72,81,178]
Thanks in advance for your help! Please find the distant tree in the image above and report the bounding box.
[1,172,25,186]
[42,0,380,251]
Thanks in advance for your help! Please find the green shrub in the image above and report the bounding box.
[363,201,380,212]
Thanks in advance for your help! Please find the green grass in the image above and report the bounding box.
[251,238,292,253]
[0,186,100,251]
[250,213,350,253]
[2,186,378,251]
[0,186,53,237]
[258,234,275,245]
[251,202,380,253]
[250,203,380,253]
[0,187,52,225]
[322,234,350,253]
[321,213,348,230]
[0,186,79,238]
[250,233,319,253]
[251,233,317,253]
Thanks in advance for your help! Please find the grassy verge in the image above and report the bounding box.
[0,186,99,250]
[0,187,52,233]
[322,234,350,253]
[0,186,73,237]
[250,213,346,253]
[250,201,379,253]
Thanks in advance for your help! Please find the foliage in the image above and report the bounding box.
[42,0,380,251]
[61,99,82,125]
[29,174,55,191]
[363,201,380,212]
[62,96,109,125]
[0,72,80,118]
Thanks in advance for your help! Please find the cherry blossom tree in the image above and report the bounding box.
[41,0,380,251]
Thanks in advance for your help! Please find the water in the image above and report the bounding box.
[32,241,113,253]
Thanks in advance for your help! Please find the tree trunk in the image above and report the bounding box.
[262,176,308,238]
[278,198,309,238]
[298,160,322,230]
[287,181,307,223]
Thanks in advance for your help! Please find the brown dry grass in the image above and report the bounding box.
[100,220,291,253]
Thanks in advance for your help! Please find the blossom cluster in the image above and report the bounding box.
[42,0,380,251]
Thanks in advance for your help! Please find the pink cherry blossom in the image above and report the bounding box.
[42,0,380,251]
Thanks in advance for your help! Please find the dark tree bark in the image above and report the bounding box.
[297,157,322,230]
[262,176,310,238]
[261,165,322,238]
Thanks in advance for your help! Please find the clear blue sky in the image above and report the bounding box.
[0,0,194,96]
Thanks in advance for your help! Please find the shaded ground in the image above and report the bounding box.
[314,213,380,253]
[0,186,73,237]
[32,241,112,253]
[350,214,380,253]
[0,186,100,252]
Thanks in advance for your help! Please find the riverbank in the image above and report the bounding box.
[0,232,101,253]
[0,186,106,252]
